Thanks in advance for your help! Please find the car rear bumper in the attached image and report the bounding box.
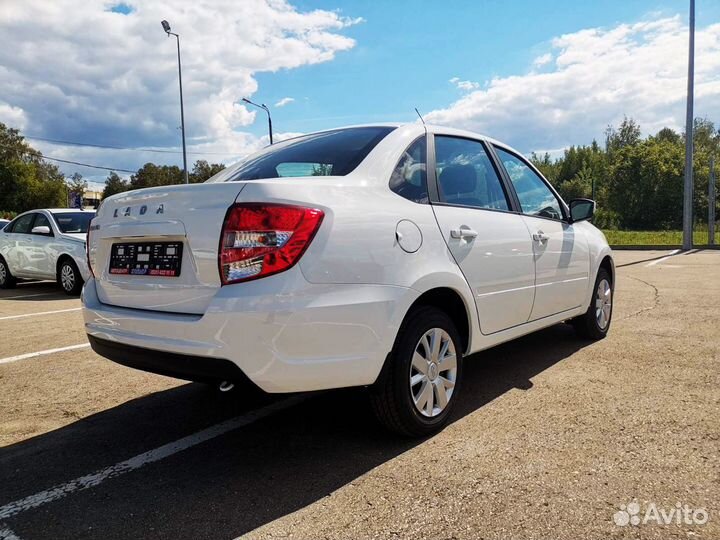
[87,335,255,385]
[82,268,417,393]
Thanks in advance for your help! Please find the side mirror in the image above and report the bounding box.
[31,225,51,236]
[569,199,595,223]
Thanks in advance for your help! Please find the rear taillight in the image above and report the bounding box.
[219,203,324,285]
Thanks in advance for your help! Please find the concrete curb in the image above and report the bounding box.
[609,245,719,250]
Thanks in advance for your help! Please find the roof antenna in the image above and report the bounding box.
[414,107,427,136]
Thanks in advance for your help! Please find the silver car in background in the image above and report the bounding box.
[0,208,95,295]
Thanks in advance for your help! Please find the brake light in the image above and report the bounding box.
[219,203,324,285]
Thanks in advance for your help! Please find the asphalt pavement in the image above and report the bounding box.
[0,250,718,540]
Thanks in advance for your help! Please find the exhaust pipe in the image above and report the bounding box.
[218,381,235,392]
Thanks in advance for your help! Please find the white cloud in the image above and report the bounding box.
[449,77,480,92]
[275,97,295,107]
[0,102,27,130]
[533,53,553,67]
[0,0,360,174]
[429,17,720,153]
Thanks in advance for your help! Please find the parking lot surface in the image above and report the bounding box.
[0,250,718,540]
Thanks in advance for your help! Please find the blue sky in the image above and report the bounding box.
[0,0,718,185]
[251,0,720,136]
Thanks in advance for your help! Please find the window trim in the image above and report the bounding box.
[387,135,429,204]
[427,133,518,216]
[490,144,569,223]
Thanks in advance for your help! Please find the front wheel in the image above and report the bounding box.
[0,258,17,289]
[572,268,613,340]
[59,259,83,296]
[370,306,463,437]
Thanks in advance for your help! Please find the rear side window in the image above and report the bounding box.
[220,127,395,181]
[389,136,427,203]
[9,213,35,234]
[435,136,509,211]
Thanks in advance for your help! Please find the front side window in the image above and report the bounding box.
[435,136,509,210]
[32,213,53,234]
[389,136,427,203]
[494,147,563,220]
[215,127,395,182]
[9,213,35,234]
[52,212,94,234]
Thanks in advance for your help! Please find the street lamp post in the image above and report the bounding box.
[161,20,189,184]
[682,0,695,249]
[242,98,273,144]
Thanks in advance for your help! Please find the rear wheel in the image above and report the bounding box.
[572,268,613,340]
[59,259,83,296]
[370,306,463,437]
[0,258,17,289]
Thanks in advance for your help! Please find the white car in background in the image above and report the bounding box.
[0,219,10,230]
[0,208,95,295]
[83,124,613,436]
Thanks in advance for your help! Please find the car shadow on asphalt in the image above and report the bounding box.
[0,281,68,301]
[0,323,591,539]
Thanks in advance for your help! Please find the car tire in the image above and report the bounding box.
[370,306,463,437]
[0,257,17,289]
[572,267,613,340]
[59,259,83,296]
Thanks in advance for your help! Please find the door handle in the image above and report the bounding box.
[450,226,478,240]
[532,230,549,244]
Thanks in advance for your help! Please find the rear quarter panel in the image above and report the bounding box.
[236,179,481,353]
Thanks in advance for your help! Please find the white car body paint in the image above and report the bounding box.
[0,208,94,283]
[83,123,613,393]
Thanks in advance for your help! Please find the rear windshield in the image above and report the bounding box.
[214,126,395,182]
[52,212,95,234]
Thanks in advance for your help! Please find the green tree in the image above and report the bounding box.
[129,163,184,189]
[558,167,593,201]
[189,160,226,183]
[67,172,87,198]
[102,171,131,199]
[530,152,559,183]
[654,127,681,145]
[605,117,641,154]
[0,122,66,212]
[606,138,685,229]
[688,118,720,225]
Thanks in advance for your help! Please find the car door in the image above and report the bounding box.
[430,135,536,334]
[28,212,56,277]
[4,213,37,277]
[493,146,590,320]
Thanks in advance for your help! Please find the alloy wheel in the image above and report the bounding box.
[595,278,612,330]
[409,327,457,417]
[61,264,75,292]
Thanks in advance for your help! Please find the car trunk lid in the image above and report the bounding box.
[90,183,246,314]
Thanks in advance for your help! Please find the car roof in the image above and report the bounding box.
[9,208,96,220]
[315,122,520,154]
[44,208,96,213]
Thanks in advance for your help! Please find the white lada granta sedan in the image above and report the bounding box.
[83,124,614,436]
